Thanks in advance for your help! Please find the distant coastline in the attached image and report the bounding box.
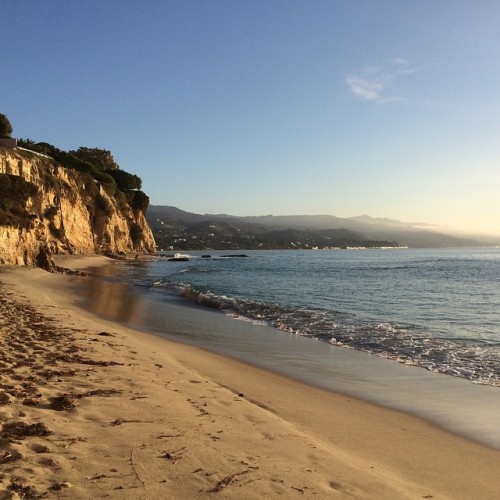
[147,205,494,252]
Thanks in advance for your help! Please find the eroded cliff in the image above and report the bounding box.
[0,147,155,265]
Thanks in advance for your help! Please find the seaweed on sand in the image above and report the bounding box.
[49,388,121,411]
[8,478,42,499]
[49,393,79,411]
[54,353,124,366]
[1,421,52,440]
[0,450,22,465]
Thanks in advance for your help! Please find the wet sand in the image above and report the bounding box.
[1,255,500,498]
[80,260,500,449]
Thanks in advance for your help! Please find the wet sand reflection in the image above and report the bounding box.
[81,266,145,324]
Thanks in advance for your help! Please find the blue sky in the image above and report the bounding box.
[2,1,499,235]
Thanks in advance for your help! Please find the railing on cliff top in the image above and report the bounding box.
[16,147,53,159]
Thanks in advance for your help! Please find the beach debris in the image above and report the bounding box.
[81,388,121,397]
[89,474,108,481]
[49,394,79,411]
[7,478,41,499]
[0,391,14,404]
[155,433,182,439]
[49,389,121,411]
[37,368,77,379]
[211,471,249,492]
[212,475,235,492]
[1,421,52,440]
[50,481,73,491]
[0,287,129,495]
[54,353,124,366]
[22,397,43,406]
[97,331,114,337]
[159,447,185,464]
[111,417,152,426]
[0,450,22,464]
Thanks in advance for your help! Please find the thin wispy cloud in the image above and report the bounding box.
[346,58,420,104]
[393,57,408,66]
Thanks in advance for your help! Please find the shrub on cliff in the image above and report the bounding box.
[0,174,38,208]
[94,194,113,217]
[0,174,13,207]
[0,173,38,227]
[107,169,142,191]
[28,141,60,157]
[67,148,146,203]
[16,141,97,175]
[92,172,117,197]
[129,222,144,247]
[15,136,149,222]
[56,151,97,174]
[128,190,149,211]
[0,113,13,138]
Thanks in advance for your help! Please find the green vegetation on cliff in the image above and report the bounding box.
[0,174,38,227]
[16,139,149,216]
[0,113,155,263]
[27,145,141,195]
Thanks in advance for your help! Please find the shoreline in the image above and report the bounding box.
[1,255,500,498]
[79,256,500,450]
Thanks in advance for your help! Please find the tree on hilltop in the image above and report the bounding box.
[0,113,13,138]
[17,138,36,148]
[69,147,119,171]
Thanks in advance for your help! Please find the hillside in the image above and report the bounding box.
[234,214,482,247]
[147,206,401,250]
[148,205,485,250]
[0,146,155,265]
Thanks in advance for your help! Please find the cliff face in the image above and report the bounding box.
[0,147,156,266]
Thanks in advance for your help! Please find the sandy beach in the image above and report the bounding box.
[1,256,500,499]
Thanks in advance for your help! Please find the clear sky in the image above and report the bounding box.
[2,1,499,235]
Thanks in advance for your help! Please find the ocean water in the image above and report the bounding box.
[118,248,500,387]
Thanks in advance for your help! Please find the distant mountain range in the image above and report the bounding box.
[147,206,491,251]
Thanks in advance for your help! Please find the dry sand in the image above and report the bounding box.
[1,256,499,499]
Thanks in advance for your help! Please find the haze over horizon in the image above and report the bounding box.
[150,205,498,240]
[2,1,499,236]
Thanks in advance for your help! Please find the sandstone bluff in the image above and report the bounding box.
[0,146,155,266]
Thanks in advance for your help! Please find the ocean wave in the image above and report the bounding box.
[178,266,215,274]
[150,278,500,387]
